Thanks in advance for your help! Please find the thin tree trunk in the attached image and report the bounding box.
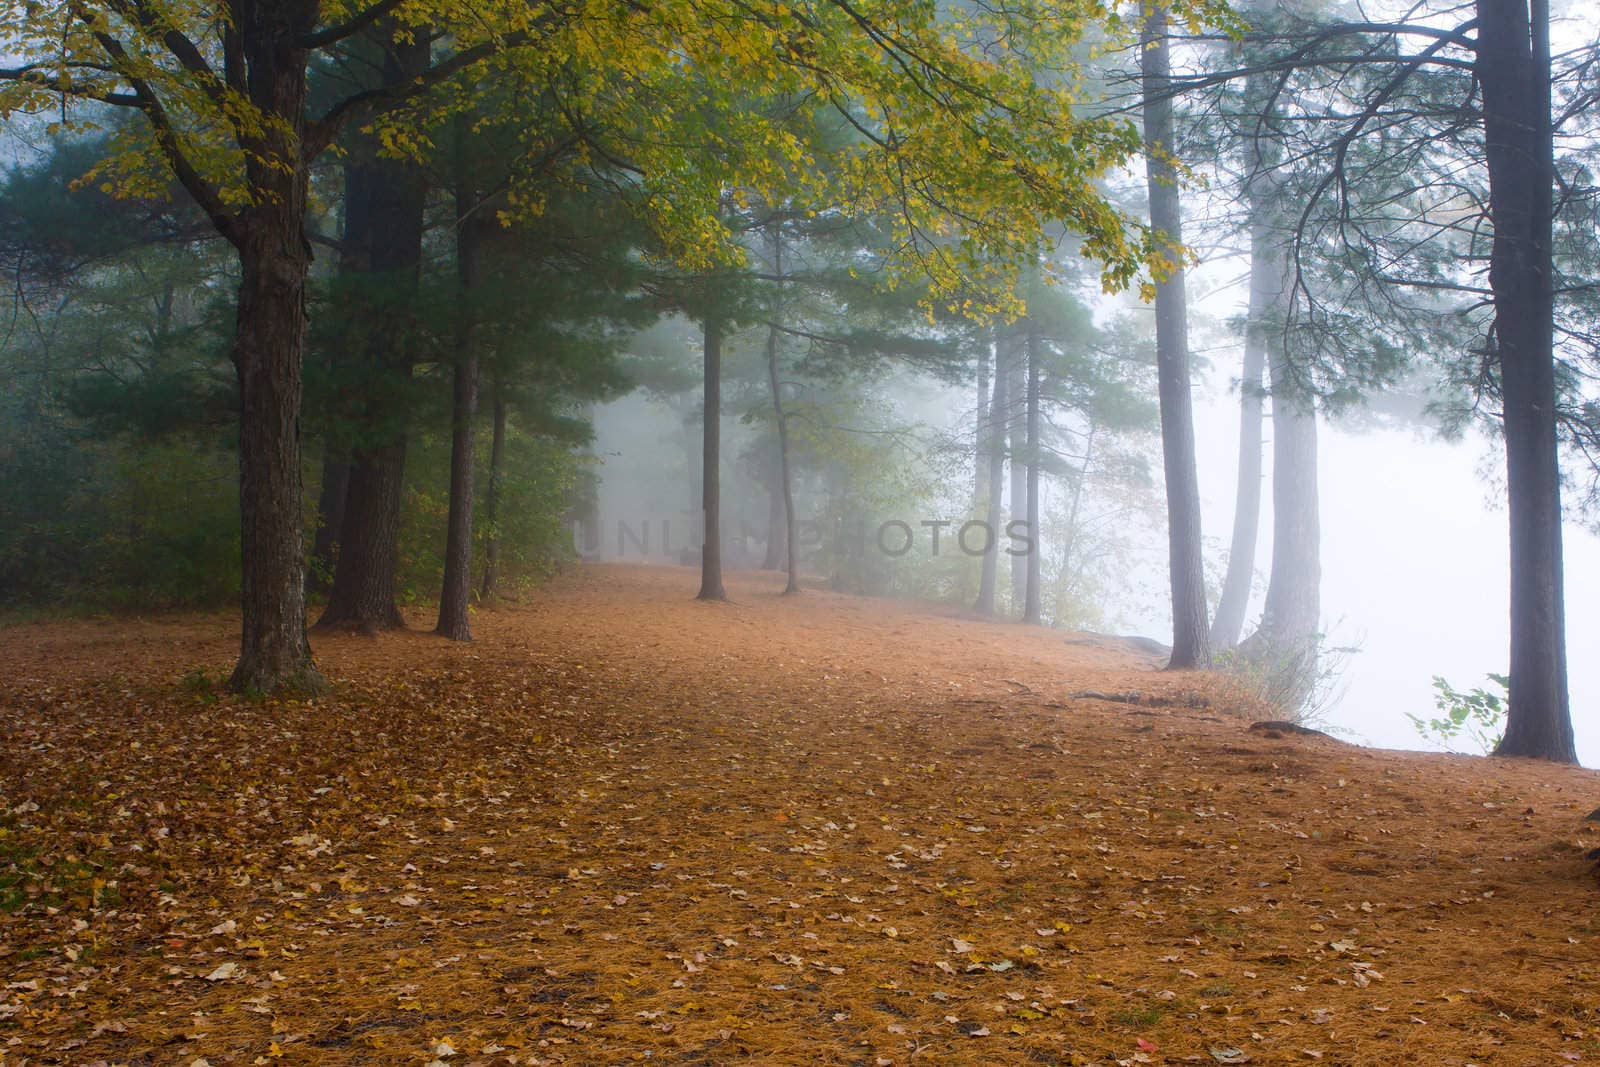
[1007,338,1027,613]
[310,446,349,592]
[766,230,800,594]
[1051,426,1096,625]
[762,450,786,570]
[766,334,800,594]
[974,339,991,512]
[1212,7,1281,652]
[1238,155,1322,702]
[698,314,727,601]
[1479,0,1574,762]
[478,378,507,601]
[1212,265,1268,649]
[436,352,478,638]
[1243,362,1321,692]
[1023,319,1043,624]
[975,340,1007,616]
[683,401,703,535]
[316,28,429,633]
[435,161,482,640]
[1142,4,1211,669]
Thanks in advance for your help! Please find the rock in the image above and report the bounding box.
[1064,633,1171,659]
[1249,720,1334,740]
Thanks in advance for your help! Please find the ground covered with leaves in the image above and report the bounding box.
[2,564,1599,1066]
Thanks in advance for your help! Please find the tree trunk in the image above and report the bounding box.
[435,353,478,638]
[1022,320,1043,624]
[225,7,324,697]
[1244,363,1321,695]
[766,231,800,594]
[975,340,1008,616]
[1218,59,1291,654]
[682,400,703,533]
[1051,426,1096,626]
[228,215,325,694]
[1142,4,1211,669]
[1239,148,1322,702]
[974,339,991,512]
[762,450,787,570]
[316,29,429,633]
[1479,0,1575,762]
[698,314,727,601]
[435,178,482,640]
[478,378,507,601]
[1212,263,1268,649]
[766,338,800,594]
[1007,338,1027,613]
[310,446,349,592]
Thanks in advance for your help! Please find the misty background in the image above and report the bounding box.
[587,322,1600,764]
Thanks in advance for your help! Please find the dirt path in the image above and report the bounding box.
[2,564,1599,1065]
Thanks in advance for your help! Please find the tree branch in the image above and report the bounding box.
[83,24,238,243]
[305,31,534,156]
[298,0,412,50]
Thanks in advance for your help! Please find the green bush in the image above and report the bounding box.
[0,432,240,609]
[1407,673,1508,755]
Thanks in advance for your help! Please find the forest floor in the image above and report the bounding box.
[3,564,1600,1066]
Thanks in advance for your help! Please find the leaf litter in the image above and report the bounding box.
[1,564,1599,1064]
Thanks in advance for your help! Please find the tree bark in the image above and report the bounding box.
[229,217,326,695]
[1479,0,1575,761]
[974,339,991,512]
[1245,361,1321,688]
[698,314,727,601]
[310,445,349,593]
[1022,319,1043,624]
[1050,426,1096,626]
[975,339,1008,616]
[766,344,800,595]
[766,230,800,594]
[1142,4,1211,669]
[762,449,787,570]
[1238,149,1322,701]
[316,28,430,633]
[1212,2,1281,653]
[1007,338,1027,613]
[1212,272,1268,649]
[224,4,325,696]
[435,175,482,640]
[478,378,508,601]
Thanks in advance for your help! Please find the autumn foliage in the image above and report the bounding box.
[2,566,1598,1064]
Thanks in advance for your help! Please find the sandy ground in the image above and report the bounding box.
[2,563,1599,1066]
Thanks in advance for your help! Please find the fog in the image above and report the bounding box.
[1187,384,1600,764]
[589,314,1600,764]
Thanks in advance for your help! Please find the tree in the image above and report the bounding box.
[1141,3,1211,670]
[1231,58,1320,689]
[1007,335,1029,613]
[477,374,508,601]
[764,228,802,595]
[975,338,1007,616]
[1477,0,1573,761]
[316,24,431,633]
[698,312,729,601]
[0,0,1232,690]
[1207,65,1276,652]
[0,3,545,692]
[1169,1,1580,757]
[1211,305,1265,651]
[434,119,484,641]
[1022,316,1043,624]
